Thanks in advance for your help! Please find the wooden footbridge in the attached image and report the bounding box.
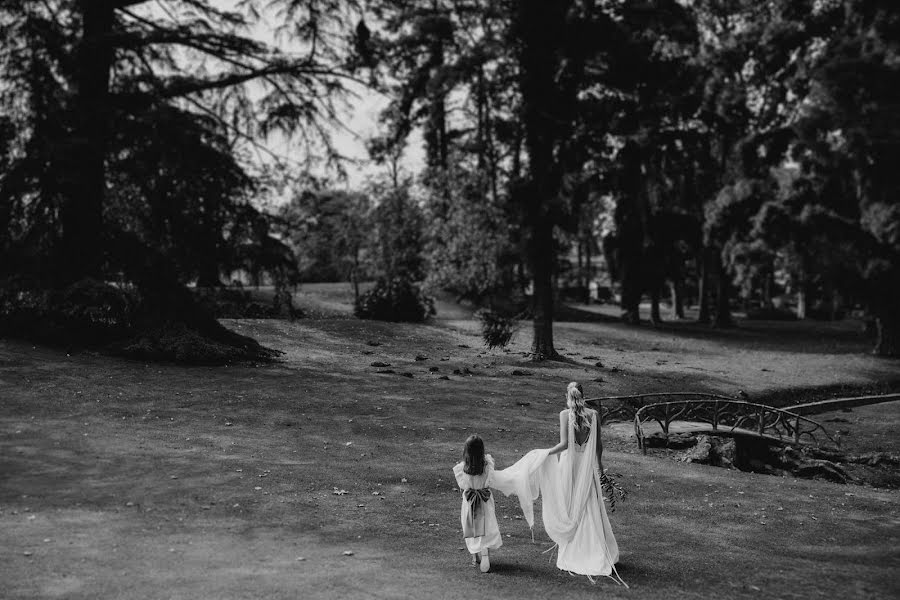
[585,392,844,454]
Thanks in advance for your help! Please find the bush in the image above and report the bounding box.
[0,277,138,344]
[745,306,798,321]
[193,286,304,320]
[354,277,435,322]
[0,277,281,364]
[477,309,518,349]
[116,321,279,364]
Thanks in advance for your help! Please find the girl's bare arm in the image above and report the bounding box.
[548,410,568,455]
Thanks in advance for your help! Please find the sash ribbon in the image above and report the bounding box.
[463,488,492,539]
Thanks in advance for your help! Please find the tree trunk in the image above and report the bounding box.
[698,249,711,324]
[60,0,115,283]
[796,284,810,319]
[584,231,593,304]
[196,196,221,287]
[515,0,573,361]
[873,312,900,357]
[650,285,662,326]
[619,244,642,325]
[425,22,448,170]
[351,253,360,305]
[712,250,734,328]
[576,238,584,293]
[763,270,774,308]
[530,222,557,360]
[670,278,685,319]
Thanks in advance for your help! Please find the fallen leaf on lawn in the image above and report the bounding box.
[296,557,306,561]
[401,478,408,483]
[343,551,354,556]
[254,486,262,491]
[345,442,352,446]
[333,488,349,495]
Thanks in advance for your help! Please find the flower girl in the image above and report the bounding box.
[452,434,501,572]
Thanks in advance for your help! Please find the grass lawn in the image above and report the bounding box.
[2,286,899,599]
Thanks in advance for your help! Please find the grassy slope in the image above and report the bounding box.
[1,286,899,599]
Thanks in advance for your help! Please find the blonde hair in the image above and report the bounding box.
[566,381,590,431]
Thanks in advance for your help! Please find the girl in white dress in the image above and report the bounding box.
[542,382,625,584]
[452,434,501,573]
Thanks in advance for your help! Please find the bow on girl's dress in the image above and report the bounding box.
[462,488,492,539]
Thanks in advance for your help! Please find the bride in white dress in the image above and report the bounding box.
[542,382,621,580]
[490,381,626,585]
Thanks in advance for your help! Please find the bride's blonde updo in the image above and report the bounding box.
[566,381,590,431]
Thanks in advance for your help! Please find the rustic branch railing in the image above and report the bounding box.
[632,398,837,454]
[585,392,733,425]
[583,392,837,454]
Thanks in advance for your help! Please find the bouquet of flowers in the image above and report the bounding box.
[598,470,627,512]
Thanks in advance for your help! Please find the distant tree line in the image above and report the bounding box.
[1,0,897,359]
[364,0,900,357]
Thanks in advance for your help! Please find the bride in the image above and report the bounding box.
[542,382,622,582]
[492,381,625,585]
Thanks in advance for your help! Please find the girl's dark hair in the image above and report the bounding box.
[462,434,485,476]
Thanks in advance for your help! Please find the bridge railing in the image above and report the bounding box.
[584,392,732,425]
[583,392,837,453]
[633,399,838,453]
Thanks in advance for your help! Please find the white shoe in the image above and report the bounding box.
[480,554,490,573]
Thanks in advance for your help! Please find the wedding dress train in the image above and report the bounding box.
[492,411,625,584]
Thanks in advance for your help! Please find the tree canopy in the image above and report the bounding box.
[2,0,898,359]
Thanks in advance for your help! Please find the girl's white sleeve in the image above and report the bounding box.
[452,462,467,489]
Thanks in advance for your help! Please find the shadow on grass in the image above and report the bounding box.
[582,315,877,356]
[754,378,900,408]
[553,304,622,324]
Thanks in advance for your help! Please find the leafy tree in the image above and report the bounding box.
[0,0,367,359]
[423,165,517,304]
[276,189,373,297]
[369,176,425,282]
[774,0,900,353]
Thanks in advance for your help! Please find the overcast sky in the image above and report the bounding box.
[140,0,422,193]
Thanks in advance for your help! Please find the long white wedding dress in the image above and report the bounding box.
[492,409,624,584]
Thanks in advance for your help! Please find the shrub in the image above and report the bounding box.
[192,286,304,320]
[745,306,798,321]
[354,277,435,322]
[477,309,518,349]
[0,277,138,344]
[0,277,281,364]
[58,278,139,334]
[116,321,277,364]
